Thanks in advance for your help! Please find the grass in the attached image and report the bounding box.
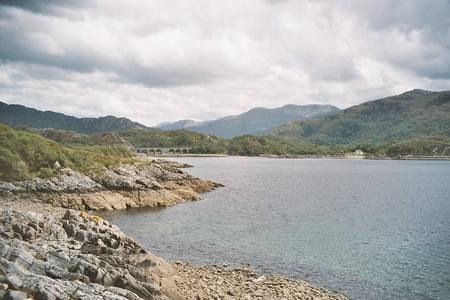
[0,124,137,181]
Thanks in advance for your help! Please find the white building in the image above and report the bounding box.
[354,149,364,155]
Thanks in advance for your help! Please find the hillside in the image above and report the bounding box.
[28,127,227,154]
[0,124,135,181]
[32,127,333,157]
[272,89,450,144]
[158,104,340,138]
[158,119,206,131]
[0,101,148,134]
[119,129,228,153]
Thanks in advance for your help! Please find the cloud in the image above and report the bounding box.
[0,0,90,16]
[0,0,449,125]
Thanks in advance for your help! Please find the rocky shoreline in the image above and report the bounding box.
[0,208,348,300]
[0,159,221,212]
[172,263,347,300]
[0,158,348,299]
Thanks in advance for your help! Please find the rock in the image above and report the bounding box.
[0,209,172,300]
[0,168,102,194]
[4,290,28,300]
[5,275,23,289]
[76,229,88,242]
[0,160,221,213]
[53,161,61,169]
[92,164,162,191]
[253,275,266,283]
[0,182,24,194]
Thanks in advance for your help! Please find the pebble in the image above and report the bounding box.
[172,263,348,300]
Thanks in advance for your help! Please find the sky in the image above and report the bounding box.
[0,0,449,126]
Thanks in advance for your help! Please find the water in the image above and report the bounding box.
[100,157,450,299]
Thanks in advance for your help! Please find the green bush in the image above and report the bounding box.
[37,167,55,178]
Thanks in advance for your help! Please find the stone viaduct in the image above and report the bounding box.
[135,147,193,155]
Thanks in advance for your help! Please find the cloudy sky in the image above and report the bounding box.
[0,0,449,126]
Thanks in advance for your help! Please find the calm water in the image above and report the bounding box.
[101,157,450,299]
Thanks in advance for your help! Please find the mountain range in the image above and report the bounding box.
[272,89,450,144]
[1,89,449,146]
[0,101,148,134]
[158,104,340,138]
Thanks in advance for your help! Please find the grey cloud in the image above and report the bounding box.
[117,65,216,88]
[341,0,450,34]
[0,0,89,15]
[332,0,450,79]
[0,7,219,87]
[0,0,449,124]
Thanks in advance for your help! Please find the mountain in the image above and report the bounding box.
[272,89,450,144]
[158,104,340,138]
[0,101,148,134]
[158,119,206,131]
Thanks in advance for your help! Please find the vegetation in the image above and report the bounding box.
[338,136,450,157]
[22,126,450,160]
[120,129,228,153]
[227,135,334,156]
[380,137,450,157]
[0,124,136,181]
[272,90,450,145]
[31,128,332,156]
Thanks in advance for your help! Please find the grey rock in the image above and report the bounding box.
[92,165,161,191]
[0,209,169,300]
[0,182,24,193]
[53,161,61,169]
[4,290,28,300]
[5,275,22,289]
[0,168,102,194]
[76,229,88,242]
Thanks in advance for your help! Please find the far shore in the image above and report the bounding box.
[153,153,450,161]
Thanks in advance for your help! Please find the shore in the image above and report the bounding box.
[156,153,450,161]
[0,158,348,299]
[259,154,450,161]
[0,159,221,212]
[172,263,347,300]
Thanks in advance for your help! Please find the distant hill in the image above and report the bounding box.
[158,119,206,131]
[158,104,340,138]
[0,101,148,134]
[272,89,450,144]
